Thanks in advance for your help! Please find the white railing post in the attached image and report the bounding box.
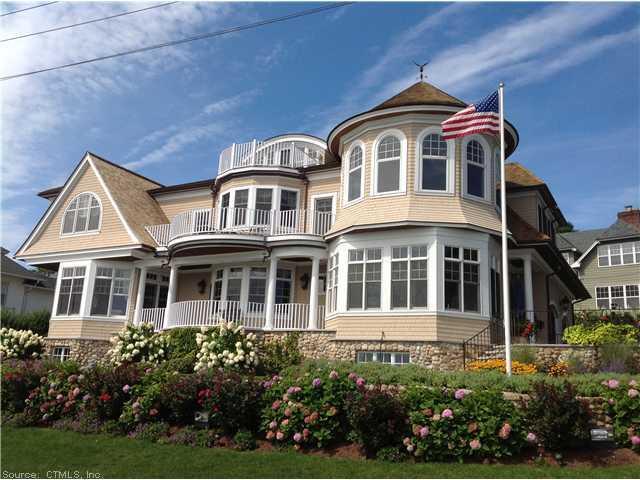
[230,143,237,168]
[264,255,278,330]
[133,266,147,325]
[163,264,178,329]
[251,139,257,166]
[308,257,320,330]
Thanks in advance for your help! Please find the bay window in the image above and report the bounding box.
[347,248,381,310]
[90,267,131,316]
[56,267,86,316]
[347,145,363,202]
[465,139,485,199]
[444,246,480,313]
[391,246,428,309]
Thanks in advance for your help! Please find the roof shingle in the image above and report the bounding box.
[371,81,467,111]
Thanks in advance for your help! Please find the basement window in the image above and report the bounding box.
[52,346,71,362]
[356,351,410,366]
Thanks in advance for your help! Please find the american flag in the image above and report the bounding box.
[441,90,499,140]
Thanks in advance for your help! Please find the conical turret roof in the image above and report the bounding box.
[371,81,467,111]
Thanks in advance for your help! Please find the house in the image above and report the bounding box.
[1,247,55,314]
[557,206,640,311]
[14,81,588,367]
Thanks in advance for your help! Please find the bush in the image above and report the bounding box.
[80,363,143,421]
[259,333,302,375]
[0,328,45,360]
[345,386,408,457]
[166,328,199,360]
[194,322,259,372]
[467,359,537,375]
[511,347,537,365]
[524,381,590,452]
[574,310,640,328]
[601,378,640,452]
[128,421,170,442]
[161,426,199,447]
[375,446,406,463]
[0,310,50,336]
[599,343,637,373]
[402,387,527,462]
[563,323,639,346]
[234,430,257,451]
[1,359,54,413]
[109,323,169,366]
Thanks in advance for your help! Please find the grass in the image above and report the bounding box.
[2,427,638,479]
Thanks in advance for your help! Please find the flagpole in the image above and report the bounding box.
[499,82,512,377]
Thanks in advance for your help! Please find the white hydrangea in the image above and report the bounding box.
[108,323,169,366]
[194,321,259,372]
[0,328,45,360]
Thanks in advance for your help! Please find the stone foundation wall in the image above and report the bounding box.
[44,338,111,366]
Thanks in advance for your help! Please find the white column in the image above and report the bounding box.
[523,256,535,342]
[264,255,278,330]
[308,257,320,329]
[133,266,147,325]
[163,265,178,329]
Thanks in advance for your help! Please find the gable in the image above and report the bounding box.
[19,161,136,256]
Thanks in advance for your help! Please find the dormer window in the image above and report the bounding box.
[373,130,406,196]
[61,193,101,235]
[346,144,363,203]
[465,140,485,199]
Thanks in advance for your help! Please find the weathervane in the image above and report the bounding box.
[413,61,429,81]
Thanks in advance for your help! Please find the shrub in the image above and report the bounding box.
[0,328,45,360]
[80,363,143,421]
[345,386,408,457]
[0,310,50,336]
[1,359,54,413]
[194,322,259,372]
[128,421,170,442]
[574,310,640,328]
[524,381,590,452]
[599,343,637,373]
[259,333,302,375]
[166,328,199,360]
[261,367,362,448]
[234,430,257,451]
[511,346,537,366]
[601,378,640,452]
[376,446,406,463]
[402,387,527,462]
[108,323,169,366]
[563,323,639,346]
[161,426,199,447]
[467,359,537,375]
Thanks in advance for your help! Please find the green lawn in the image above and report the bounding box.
[2,427,638,479]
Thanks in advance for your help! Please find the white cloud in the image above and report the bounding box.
[255,42,285,69]
[203,88,260,115]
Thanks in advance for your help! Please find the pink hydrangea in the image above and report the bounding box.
[56,394,64,402]
[302,428,310,438]
[71,387,80,397]
[356,377,366,388]
[272,400,282,410]
[403,437,412,446]
[526,432,537,444]
[329,370,339,380]
[266,431,275,440]
[284,408,292,417]
[454,389,467,400]
[499,423,512,439]
[419,426,429,438]
[293,432,302,443]
[312,378,322,388]
[469,439,481,450]
[607,379,620,389]
[82,394,91,402]
[269,421,278,430]
[631,436,640,446]
[276,431,284,441]
[442,408,453,418]
[122,384,131,394]
[628,389,639,398]
[281,419,289,427]
[348,372,358,381]
[149,408,158,417]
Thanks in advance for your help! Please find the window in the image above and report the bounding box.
[420,133,448,191]
[143,272,169,308]
[327,253,339,313]
[347,145,363,202]
[537,205,555,236]
[465,140,485,198]
[90,267,131,316]
[56,267,86,316]
[596,285,640,309]
[375,134,402,194]
[347,248,382,310]
[444,246,480,313]
[233,189,249,226]
[598,241,640,267]
[279,190,298,229]
[254,188,272,225]
[248,267,267,304]
[356,351,410,366]
[212,269,223,301]
[52,346,71,362]
[61,193,101,235]
[226,268,243,302]
[313,197,333,235]
[275,269,292,304]
[391,246,428,309]
[219,192,230,228]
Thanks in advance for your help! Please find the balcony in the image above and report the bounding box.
[141,301,326,331]
[146,207,334,247]
[217,137,326,176]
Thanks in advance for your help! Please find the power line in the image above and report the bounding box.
[1,2,353,82]
[1,2,178,43]
[1,1,57,17]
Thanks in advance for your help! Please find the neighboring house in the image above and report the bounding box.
[557,206,640,311]
[15,81,588,366]
[1,247,55,314]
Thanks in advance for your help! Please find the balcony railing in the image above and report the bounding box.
[149,300,325,331]
[147,207,334,246]
[218,138,325,176]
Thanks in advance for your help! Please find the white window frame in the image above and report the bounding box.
[60,192,102,237]
[597,241,640,267]
[52,346,72,362]
[462,136,491,203]
[90,264,132,318]
[415,127,455,195]
[311,193,336,235]
[326,253,339,314]
[595,284,640,309]
[356,351,410,365]
[371,129,407,197]
[143,272,170,309]
[347,247,382,311]
[343,141,365,206]
[443,245,481,313]
[390,245,429,310]
[217,185,301,229]
[55,264,88,317]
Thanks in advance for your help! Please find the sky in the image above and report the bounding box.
[1,1,639,252]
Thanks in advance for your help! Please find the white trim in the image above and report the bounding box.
[371,128,407,197]
[16,245,151,265]
[461,135,492,204]
[310,192,337,234]
[415,126,455,195]
[58,191,104,237]
[87,155,140,244]
[343,140,365,206]
[594,284,640,309]
[596,240,640,268]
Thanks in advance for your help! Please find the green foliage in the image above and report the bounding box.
[563,323,639,346]
[1,359,55,413]
[599,343,638,373]
[259,333,303,375]
[601,379,640,452]
[511,347,537,366]
[129,421,170,442]
[403,387,526,461]
[0,310,50,336]
[574,309,640,327]
[524,381,590,452]
[233,430,257,451]
[166,328,199,360]
[375,446,406,463]
[194,322,259,372]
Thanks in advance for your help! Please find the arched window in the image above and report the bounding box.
[420,133,448,191]
[61,193,101,235]
[465,140,485,199]
[347,145,363,202]
[375,134,401,194]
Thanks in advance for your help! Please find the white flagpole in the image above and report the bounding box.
[499,82,512,376]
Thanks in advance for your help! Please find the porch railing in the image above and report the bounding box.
[145,224,171,247]
[159,207,333,245]
[162,300,325,331]
[218,138,325,176]
[140,307,166,331]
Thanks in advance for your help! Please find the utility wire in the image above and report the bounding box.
[1,2,178,43]
[1,1,57,17]
[1,2,352,81]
